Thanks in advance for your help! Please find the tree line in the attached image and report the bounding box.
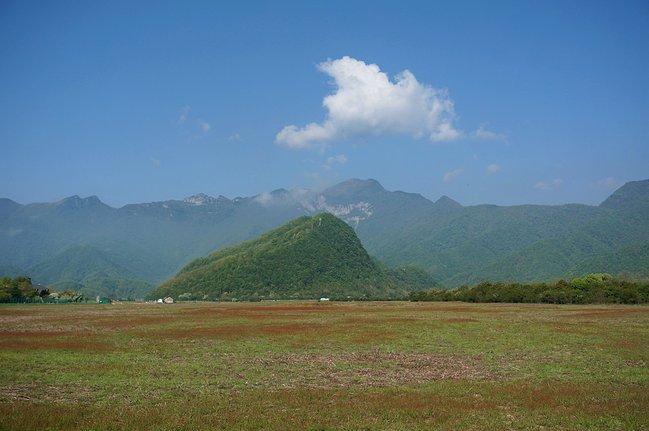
[0,276,83,303]
[409,274,649,304]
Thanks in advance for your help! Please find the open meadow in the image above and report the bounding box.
[1,301,647,430]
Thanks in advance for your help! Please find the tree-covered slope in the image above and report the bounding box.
[600,179,649,214]
[569,242,649,279]
[442,206,649,286]
[29,245,152,299]
[152,213,409,300]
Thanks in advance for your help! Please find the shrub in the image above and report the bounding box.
[409,274,649,304]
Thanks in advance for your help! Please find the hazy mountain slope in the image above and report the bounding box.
[600,179,649,214]
[153,213,404,300]
[569,242,649,279]
[443,199,649,286]
[1,178,647,292]
[29,245,152,298]
[0,264,25,278]
[0,196,117,269]
[0,193,305,285]
[330,181,447,257]
[360,202,603,281]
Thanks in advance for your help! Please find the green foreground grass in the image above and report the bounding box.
[0,301,647,430]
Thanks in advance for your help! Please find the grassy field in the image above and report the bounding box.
[0,301,647,430]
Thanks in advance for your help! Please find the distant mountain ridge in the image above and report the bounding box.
[1,178,648,296]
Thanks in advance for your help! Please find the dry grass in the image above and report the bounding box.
[143,322,337,340]
[0,329,112,352]
[239,350,494,388]
[0,301,647,430]
[564,308,647,318]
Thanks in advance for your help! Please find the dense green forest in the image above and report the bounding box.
[0,276,39,302]
[409,274,649,304]
[0,276,84,303]
[153,213,434,301]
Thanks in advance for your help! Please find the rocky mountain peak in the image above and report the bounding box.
[183,193,219,206]
[56,195,106,209]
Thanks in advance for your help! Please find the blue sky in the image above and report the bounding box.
[1,0,647,207]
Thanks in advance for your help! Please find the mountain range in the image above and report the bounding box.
[1,178,648,297]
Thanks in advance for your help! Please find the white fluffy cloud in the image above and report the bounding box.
[443,168,463,183]
[486,163,501,174]
[534,178,563,190]
[276,56,461,149]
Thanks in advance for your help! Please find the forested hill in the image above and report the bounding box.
[152,213,417,300]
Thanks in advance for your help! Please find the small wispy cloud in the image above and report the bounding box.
[596,177,622,190]
[176,105,211,141]
[486,163,501,175]
[473,124,508,143]
[323,154,348,170]
[443,168,463,183]
[253,188,312,207]
[177,105,190,124]
[254,191,273,206]
[197,119,211,133]
[150,157,161,167]
[228,133,241,142]
[534,178,563,190]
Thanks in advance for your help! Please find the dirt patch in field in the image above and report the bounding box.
[504,382,648,415]
[0,329,85,337]
[444,317,478,323]
[0,307,45,317]
[0,338,112,352]
[260,323,331,335]
[413,304,509,314]
[91,315,171,329]
[142,322,336,340]
[183,304,337,318]
[348,329,397,345]
[239,351,494,388]
[545,322,596,335]
[340,316,418,325]
[564,308,648,319]
[358,390,495,412]
[0,384,95,403]
[0,330,112,352]
[603,338,646,352]
[141,320,400,344]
